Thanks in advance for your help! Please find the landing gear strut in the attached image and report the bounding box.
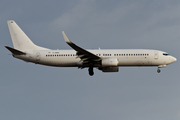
[157,68,161,73]
[88,66,94,76]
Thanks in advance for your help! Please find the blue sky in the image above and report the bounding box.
[1,0,180,120]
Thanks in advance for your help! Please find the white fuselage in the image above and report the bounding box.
[14,49,176,67]
[6,20,177,75]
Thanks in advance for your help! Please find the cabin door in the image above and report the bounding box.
[154,51,159,59]
[36,52,41,61]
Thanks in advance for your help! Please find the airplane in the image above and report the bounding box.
[5,20,177,76]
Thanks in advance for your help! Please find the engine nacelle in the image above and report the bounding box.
[101,58,118,67]
[101,67,119,72]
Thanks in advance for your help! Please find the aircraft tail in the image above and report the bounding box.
[7,20,49,51]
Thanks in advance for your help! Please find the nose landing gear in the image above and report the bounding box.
[157,68,161,73]
[157,65,166,73]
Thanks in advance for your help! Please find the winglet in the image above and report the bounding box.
[62,31,71,44]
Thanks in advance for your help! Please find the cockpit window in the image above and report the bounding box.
[163,53,169,56]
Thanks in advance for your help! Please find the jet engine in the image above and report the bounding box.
[99,67,119,72]
[101,58,118,67]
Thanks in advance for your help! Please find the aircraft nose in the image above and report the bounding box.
[171,56,177,63]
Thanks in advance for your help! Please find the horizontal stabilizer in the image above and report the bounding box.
[5,46,26,55]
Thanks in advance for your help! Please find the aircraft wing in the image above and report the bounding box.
[62,31,101,67]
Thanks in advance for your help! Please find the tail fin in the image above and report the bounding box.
[7,20,49,51]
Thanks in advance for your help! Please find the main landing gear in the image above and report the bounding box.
[157,68,161,73]
[88,66,94,76]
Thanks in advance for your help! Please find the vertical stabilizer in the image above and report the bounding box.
[7,20,49,51]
